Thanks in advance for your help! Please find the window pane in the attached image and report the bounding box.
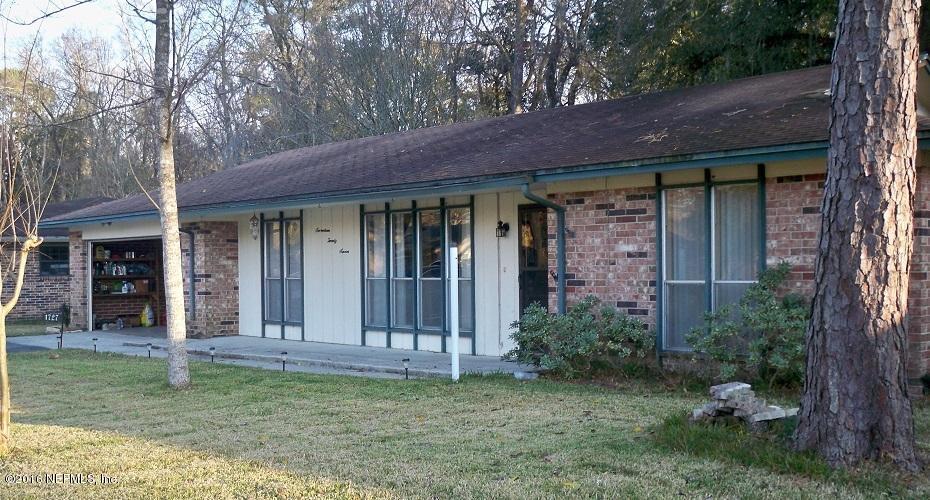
[366,279,387,326]
[419,210,442,278]
[286,279,302,322]
[265,221,281,278]
[286,220,301,278]
[715,184,760,281]
[458,279,474,332]
[420,279,443,329]
[392,212,414,278]
[392,279,414,328]
[665,187,706,281]
[714,282,755,353]
[665,283,705,350]
[266,278,282,321]
[448,207,472,278]
[366,214,386,278]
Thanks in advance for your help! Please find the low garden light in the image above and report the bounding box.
[56,332,63,349]
[146,343,152,358]
[249,213,260,240]
[209,346,216,363]
[281,351,288,372]
[92,338,98,353]
[402,358,410,380]
[496,220,510,238]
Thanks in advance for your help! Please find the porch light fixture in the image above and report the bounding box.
[496,220,510,238]
[92,338,98,353]
[281,351,288,372]
[249,213,260,240]
[146,343,152,358]
[209,346,216,363]
[402,358,410,380]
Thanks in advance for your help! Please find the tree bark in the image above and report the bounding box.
[509,0,527,114]
[0,235,42,453]
[155,0,190,389]
[795,0,920,471]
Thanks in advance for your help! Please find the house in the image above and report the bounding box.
[3,197,112,321]
[41,65,930,387]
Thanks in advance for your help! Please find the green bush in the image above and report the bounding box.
[505,296,654,378]
[685,262,809,388]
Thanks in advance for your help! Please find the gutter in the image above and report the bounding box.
[179,228,196,320]
[521,184,567,315]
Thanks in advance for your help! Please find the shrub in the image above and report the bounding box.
[685,262,809,388]
[505,296,654,378]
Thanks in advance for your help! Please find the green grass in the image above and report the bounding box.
[1,350,927,499]
[5,320,50,337]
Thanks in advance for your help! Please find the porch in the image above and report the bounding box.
[13,330,533,379]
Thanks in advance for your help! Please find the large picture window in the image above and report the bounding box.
[263,213,303,330]
[362,199,475,349]
[662,180,762,351]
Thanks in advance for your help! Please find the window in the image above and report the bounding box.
[662,182,761,351]
[263,214,303,326]
[39,243,69,276]
[363,201,474,340]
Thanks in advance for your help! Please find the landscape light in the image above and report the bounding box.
[402,358,410,380]
[209,346,216,363]
[93,338,98,353]
[146,343,152,358]
[281,351,288,372]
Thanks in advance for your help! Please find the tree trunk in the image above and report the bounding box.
[795,0,920,471]
[0,311,9,453]
[155,0,190,389]
[509,0,526,114]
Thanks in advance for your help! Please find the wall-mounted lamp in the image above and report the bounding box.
[496,220,510,238]
[249,213,260,240]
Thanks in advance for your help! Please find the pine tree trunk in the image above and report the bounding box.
[795,0,920,470]
[155,0,190,389]
[509,0,526,114]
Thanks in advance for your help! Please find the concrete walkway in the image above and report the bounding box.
[9,330,535,379]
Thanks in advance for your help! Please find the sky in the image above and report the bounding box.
[1,0,125,54]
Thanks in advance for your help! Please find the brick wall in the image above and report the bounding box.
[546,187,658,324]
[0,243,70,321]
[181,221,239,338]
[68,231,88,329]
[545,170,930,389]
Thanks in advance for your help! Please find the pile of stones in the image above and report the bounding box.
[690,382,798,431]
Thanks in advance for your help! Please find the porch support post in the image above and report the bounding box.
[521,183,566,314]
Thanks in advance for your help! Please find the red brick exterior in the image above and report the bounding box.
[547,169,930,389]
[69,231,88,329]
[546,187,658,324]
[0,243,70,321]
[181,221,239,338]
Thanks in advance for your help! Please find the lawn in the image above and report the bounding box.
[0,351,927,499]
[5,321,50,337]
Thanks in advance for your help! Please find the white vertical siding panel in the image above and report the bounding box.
[237,215,262,337]
[498,192,520,355]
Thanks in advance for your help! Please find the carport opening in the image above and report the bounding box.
[90,239,166,330]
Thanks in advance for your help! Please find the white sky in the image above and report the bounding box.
[1,0,126,54]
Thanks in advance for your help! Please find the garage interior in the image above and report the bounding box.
[90,239,167,330]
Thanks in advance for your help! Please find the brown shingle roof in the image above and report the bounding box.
[45,65,927,224]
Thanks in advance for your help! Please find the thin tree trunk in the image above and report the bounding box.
[795,0,920,470]
[155,0,190,389]
[0,312,9,453]
[509,0,526,114]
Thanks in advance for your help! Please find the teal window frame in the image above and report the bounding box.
[655,166,767,352]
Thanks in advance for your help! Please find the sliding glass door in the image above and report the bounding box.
[662,182,761,351]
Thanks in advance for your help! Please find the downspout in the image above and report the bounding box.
[179,228,196,320]
[521,183,567,314]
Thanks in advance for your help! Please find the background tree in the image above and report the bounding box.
[794,0,921,470]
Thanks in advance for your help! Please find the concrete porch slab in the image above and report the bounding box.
[11,330,535,379]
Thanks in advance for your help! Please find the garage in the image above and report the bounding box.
[89,238,166,330]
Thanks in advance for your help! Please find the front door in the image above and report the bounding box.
[518,205,549,313]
